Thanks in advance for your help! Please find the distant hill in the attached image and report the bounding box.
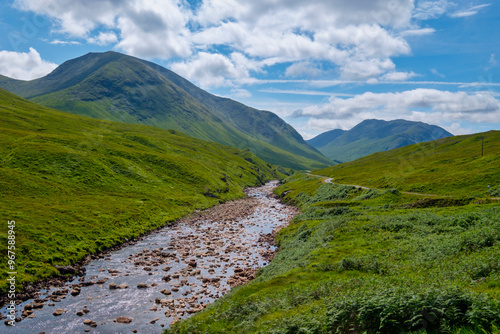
[307,119,453,162]
[0,87,282,293]
[315,130,500,196]
[0,51,331,170]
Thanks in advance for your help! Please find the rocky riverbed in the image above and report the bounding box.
[1,181,298,333]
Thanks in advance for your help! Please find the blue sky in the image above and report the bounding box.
[0,0,499,139]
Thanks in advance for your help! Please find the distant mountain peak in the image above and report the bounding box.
[307,119,453,163]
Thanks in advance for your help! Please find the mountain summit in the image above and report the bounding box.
[307,119,453,162]
[0,51,331,170]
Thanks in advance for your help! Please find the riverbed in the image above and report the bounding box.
[1,181,298,334]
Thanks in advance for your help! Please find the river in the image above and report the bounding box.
[1,181,297,334]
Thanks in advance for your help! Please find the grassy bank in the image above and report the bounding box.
[315,130,500,197]
[167,174,500,333]
[0,89,285,295]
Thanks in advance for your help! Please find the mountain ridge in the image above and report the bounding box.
[307,119,453,162]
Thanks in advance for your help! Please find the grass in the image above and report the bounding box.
[167,174,500,333]
[0,88,286,295]
[314,131,500,197]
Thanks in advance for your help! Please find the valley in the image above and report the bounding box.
[1,51,499,334]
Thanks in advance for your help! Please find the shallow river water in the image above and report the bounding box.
[1,181,297,334]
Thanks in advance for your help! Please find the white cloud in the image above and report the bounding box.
[49,39,81,45]
[15,0,192,59]
[381,71,418,81]
[295,89,500,130]
[0,48,57,80]
[413,0,453,20]
[13,0,422,86]
[87,31,118,46]
[170,52,258,88]
[285,62,323,78]
[401,28,436,36]
[230,88,251,99]
[450,4,491,18]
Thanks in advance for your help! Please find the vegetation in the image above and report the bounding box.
[168,171,500,333]
[0,88,286,294]
[0,51,332,170]
[316,130,500,197]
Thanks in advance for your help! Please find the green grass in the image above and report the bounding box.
[0,88,286,295]
[167,175,500,333]
[315,131,500,197]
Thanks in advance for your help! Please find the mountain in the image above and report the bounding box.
[0,51,331,170]
[307,119,453,162]
[306,128,346,148]
[0,87,283,293]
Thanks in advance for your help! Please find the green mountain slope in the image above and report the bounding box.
[308,119,452,162]
[307,128,345,148]
[0,88,283,293]
[316,130,500,196]
[0,51,331,170]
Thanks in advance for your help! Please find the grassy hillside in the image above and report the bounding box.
[308,119,452,163]
[315,130,500,197]
[0,88,284,294]
[168,174,500,333]
[0,51,332,170]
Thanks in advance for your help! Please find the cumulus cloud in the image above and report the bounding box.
[13,0,425,86]
[0,48,57,80]
[15,0,191,59]
[295,89,500,131]
[87,31,118,46]
[170,52,258,88]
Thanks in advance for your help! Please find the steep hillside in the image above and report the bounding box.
[0,51,331,170]
[306,128,345,148]
[0,88,283,293]
[308,119,452,162]
[316,130,500,196]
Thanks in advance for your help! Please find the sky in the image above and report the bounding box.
[0,0,499,139]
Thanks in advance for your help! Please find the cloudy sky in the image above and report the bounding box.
[0,0,499,138]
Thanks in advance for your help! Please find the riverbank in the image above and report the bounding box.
[1,181,298,333]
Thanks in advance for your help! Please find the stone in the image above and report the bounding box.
[52,308,66,316]
[115,316,132,324]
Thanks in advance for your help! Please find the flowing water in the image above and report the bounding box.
[1,181,297,334]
